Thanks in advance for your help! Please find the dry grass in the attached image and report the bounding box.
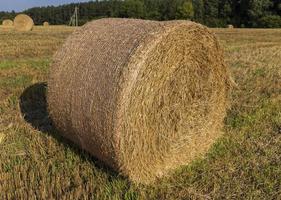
[0,25,280,199]
[0,25,74,59]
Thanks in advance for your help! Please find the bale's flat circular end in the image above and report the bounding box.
[116,21,229,183]
[2,19,13,26]
[43,22,49,26]
[14,14,34,31]
[48,18,230,184]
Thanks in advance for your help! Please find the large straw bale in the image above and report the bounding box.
[48,18,231,184]
[14,14,34,31]
[43,22,49,26]
[2,19,13,26]
[228,24,234,29]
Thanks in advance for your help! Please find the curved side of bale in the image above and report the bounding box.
[14,14,34,31]
[48,18,231,184]
[43,22,49,26]
[2,19,13,26]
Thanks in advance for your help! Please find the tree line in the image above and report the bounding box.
[1,0,280,28]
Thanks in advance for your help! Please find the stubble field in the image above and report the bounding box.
[0,25,280,199]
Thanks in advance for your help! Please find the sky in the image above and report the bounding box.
[0,0,90,12]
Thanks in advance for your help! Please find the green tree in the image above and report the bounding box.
[144,0,161,20]
[204,0,220,27]
[120,0,144,18]
[259,15,281,28]
[158,0,179,20]
[176,0,194,19]
[218,0,232,26]
[1,0,280,28]
[248,0,273,27]
[193,0,204,23]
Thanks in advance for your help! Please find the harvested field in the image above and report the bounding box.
[0,25,280,199]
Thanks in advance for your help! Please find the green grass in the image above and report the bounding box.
[0,59,50,71]
[0,26,280,199]
[0,75,32,88]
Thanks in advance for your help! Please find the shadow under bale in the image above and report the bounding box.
[19,82,53,133]
[19,82,119,177]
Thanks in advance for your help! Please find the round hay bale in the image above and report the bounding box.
[227,24,234,29]
[48,18,231,184]
[14,14,34,31]
[43,22,49,26]
[2,19,13,26]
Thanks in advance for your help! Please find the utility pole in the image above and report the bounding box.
[69,6,79,26]
[75,6,78,26]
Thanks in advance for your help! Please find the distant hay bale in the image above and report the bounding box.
[14,14,34,31]
[48,18,231,184]
[228,24,234,29]
[2,19,13,26]
[43,22,49,26]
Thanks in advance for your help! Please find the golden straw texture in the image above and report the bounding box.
[43,22,49,26]
[14,14,34,31]
[2,19,13,26]
[48,18,231,184]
